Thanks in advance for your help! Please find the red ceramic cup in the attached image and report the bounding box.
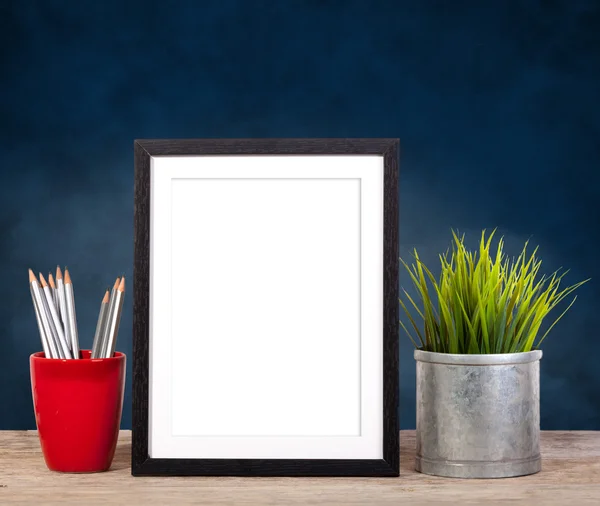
[30,350,126,473]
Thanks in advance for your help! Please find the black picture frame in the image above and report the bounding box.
[132,138,399,477]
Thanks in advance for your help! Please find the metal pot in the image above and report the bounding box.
[415,349,542,478]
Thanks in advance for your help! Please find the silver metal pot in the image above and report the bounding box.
[415,349,542,478]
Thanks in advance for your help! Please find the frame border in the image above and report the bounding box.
[132,138,399,476]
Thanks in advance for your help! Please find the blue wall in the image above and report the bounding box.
[1,0,598,429]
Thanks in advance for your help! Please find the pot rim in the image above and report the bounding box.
[414,349,542,365]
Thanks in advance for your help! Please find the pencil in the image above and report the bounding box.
[39,273,72,358]
[48,273,59,313]
[41,295,66,358]
[102,277,125,358]
[100,277,121,358]
[64,268,80,359]
[29,278,53,358]
[31,285,51,357]
[29,270,61,359]
[55,266,71,353]
[91,290,110,359]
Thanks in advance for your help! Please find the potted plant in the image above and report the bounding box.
[400,230,589,478]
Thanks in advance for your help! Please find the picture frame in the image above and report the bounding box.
[132,138,399,476]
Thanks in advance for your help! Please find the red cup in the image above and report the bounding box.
[30,350,126,473]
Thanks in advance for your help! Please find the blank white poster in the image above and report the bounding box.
[171,178,361,437]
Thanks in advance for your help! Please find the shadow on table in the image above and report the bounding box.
[109,442,131,472]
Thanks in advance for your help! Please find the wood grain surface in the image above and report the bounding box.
[1,430,599,505]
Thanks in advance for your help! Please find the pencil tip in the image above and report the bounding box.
[102,290,110,303]
[48,273,56,288]
[39,272,48,287]
[113,277,120,290]
[28,269,37,283]
[64,269,72,284]
[118,277,125,292]
[56,266,62,279]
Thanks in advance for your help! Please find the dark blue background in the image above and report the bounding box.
[1,0,598,429]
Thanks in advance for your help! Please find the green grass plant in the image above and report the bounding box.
[400,230,589,354]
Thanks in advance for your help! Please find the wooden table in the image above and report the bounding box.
[1,431,599,505]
